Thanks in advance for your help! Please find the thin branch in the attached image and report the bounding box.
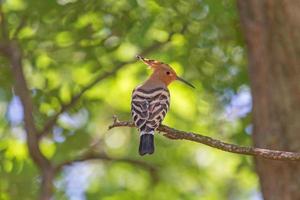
[12,16,26,39]
[38,33,175,139]
[55,152,156,172]
[108,117,300,162]
[55,151,158,182]
[37,65,123,139]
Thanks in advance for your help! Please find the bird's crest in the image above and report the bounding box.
[136,55,195,88]
[136,55,169,69]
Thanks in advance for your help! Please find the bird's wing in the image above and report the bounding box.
[131,89,150,130]
[131,87,170,133]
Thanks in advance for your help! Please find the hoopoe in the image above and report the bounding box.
[132,55,194,156]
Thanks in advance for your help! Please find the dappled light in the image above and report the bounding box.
[0,0,280,199]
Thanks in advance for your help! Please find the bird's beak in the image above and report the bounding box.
[176,76,195,88]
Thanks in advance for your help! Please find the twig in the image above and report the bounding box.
[108,117,300,161]
[38,33,175,139]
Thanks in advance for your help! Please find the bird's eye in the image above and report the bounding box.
[166,71,171,75]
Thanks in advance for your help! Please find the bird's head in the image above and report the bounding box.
[136,55,195,88]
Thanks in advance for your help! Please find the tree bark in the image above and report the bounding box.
[40,168,55,200]
[238,1,300,199]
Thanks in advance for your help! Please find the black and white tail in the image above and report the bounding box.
[139,132,154,155]
[131,87,170,156]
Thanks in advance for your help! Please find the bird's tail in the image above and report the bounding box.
[139,132,154,156]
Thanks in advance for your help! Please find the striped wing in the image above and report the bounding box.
[131,87,170,133]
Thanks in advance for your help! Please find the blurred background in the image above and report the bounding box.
[0,0,259,199]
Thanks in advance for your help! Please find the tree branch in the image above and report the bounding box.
[55,152,157,172]
[38,33,175,139]
[4,42,51,169]
[108,117,300,161]
[37,65,124,139]
[12,16,26,39]
[55,151,158,182]
[1,41,53,200]
[0,8,54,199]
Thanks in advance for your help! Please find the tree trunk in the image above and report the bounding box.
[40,168,55,200]
[238,1,300,199]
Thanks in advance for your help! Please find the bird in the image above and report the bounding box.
[131,55,195,156]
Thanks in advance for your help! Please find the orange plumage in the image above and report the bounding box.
[132,55,194,155]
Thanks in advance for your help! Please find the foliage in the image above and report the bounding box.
[0,0,257,199]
